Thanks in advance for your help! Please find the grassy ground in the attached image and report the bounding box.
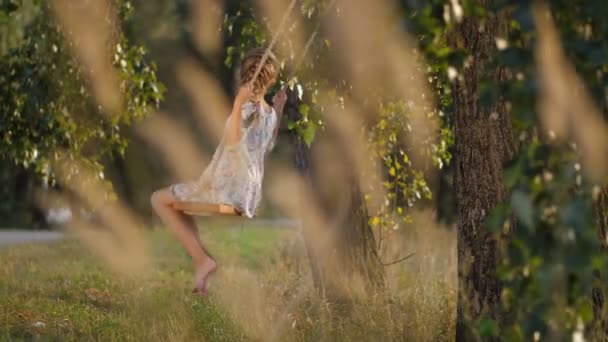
[0,218,456,341]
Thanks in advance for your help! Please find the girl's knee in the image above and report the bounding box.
[150,188,170,208]
[150,191,160,209]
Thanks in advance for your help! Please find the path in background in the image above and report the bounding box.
[0,230,64,247]
[0,219,300,248]
[209,218,301,229]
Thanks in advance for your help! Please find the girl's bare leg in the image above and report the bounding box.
[150,187,217,294]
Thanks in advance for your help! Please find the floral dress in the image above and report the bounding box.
[170,100,277,218]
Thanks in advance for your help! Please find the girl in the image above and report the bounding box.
[150,48,287,295]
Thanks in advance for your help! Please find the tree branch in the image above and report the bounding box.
[381,252,416,266]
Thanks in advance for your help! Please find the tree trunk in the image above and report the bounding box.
[450,5,514,339]
[592,187,608,337]
[14,167,47,229]
[285,90,384,298]
[591,90,608,339]
[331,177,385,290]
[288,113,324,290]
[596,188,608,249]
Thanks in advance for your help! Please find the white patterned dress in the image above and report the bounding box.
[170,100,277,218]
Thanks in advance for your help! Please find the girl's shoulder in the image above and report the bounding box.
[240,100,258,118]
[262,101,274,115]
[241,99,257,109]
[248,100,274,114]
[240,99,275,120]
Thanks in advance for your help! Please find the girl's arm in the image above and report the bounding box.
[227,85,253,145]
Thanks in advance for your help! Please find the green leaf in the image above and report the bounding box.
[301,122,316,147]
[577,300,594,323]
[298,103,310,117]
[511,190,534,228]
[486,204,509,233]
[224,46,235,67]
[477,317,500,337]
[1,2,19,14]
[504,159,522,188]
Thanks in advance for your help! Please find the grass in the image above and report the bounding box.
[0,217,456,341]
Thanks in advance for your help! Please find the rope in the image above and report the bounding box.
[248,0,298,89]
[286,0,337,81]
[270,0,338,143]
[232,0,297,145]
[250,0,338,89]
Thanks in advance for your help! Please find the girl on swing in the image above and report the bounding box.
[150,48,287,295]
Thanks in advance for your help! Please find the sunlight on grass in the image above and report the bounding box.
[0,220,455,341]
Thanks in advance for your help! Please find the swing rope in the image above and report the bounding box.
[250,0,337,90]
[270,0,337,143]
[248,0,298,90]
[288,0,337,80]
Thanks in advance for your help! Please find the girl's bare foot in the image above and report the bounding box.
[192,257,217,296]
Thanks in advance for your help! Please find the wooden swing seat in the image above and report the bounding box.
[173,201,242,217]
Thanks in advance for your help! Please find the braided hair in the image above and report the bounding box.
[238,47,277,99]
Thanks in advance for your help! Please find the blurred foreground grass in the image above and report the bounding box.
[0,218,456,341]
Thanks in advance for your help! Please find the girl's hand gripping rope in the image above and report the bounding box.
[272,87,288,114]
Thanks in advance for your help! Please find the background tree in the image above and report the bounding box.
[0,0,164,227]
[400,0,608,338]
[449,5,515,339]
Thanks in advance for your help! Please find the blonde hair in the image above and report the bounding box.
[239,47,277,98]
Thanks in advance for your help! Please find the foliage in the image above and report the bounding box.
[400,0,608,338]
[367,99,453,229]
[485,138,607,338]
[0,1,164,187]
[487,1,608,338]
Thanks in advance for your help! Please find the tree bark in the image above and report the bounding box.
[450,5,514,339]
[288,109,324,290]
[14,167,47,228]
[596,188,608,249]
[592,187,608,337]
[285,90,384,298]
